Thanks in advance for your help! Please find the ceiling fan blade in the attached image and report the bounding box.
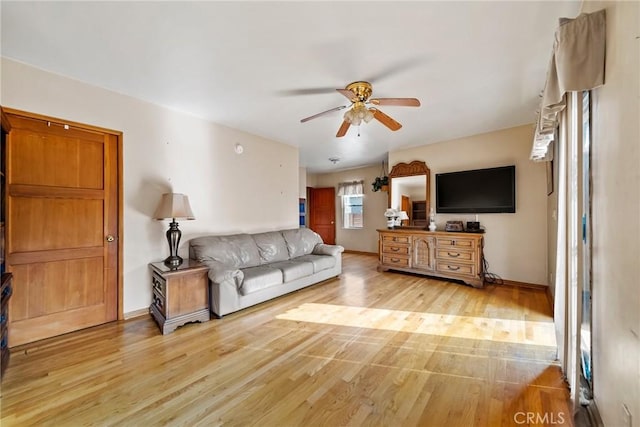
[372,108,402,131]
[277,87,339,96]
[336,89,356,101]
[300,105,348,123]
[369,98,421,107]
[336,121,350,137]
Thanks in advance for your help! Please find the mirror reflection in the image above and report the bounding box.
[390,176,428,226]
[388,161,430,227]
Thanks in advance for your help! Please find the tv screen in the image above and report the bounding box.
[436,165,516,213]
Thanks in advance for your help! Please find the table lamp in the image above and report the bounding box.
[153,193,195,266]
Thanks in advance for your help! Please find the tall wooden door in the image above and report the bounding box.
[308,187,336,245]
[4,110,119,347]
[401,195,411,224]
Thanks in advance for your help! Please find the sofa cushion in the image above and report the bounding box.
[240,266,283,296]
[252,231,290,264]
[269,260,314,282]
[281,228,323,258]
[189,234,261,269]
[295,254,336,273]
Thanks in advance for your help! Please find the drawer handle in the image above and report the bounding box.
[0,313,5,324]
[0,337,6,350]
[392,237,397,242]
[390,247,400,252]
[390,258,401,263]
[152,278,162,291]
[447,265,460,271]
[1,286,11,298]
[447,252,460,257]
[154,295,164,309]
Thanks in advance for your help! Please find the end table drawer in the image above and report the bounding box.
[152,273,166,297]
[152,289,166,317]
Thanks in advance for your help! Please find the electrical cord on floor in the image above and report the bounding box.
[481,254,503,285]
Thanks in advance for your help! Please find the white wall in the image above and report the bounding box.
[390,125,548,285]
[312,165,388,253]
[1,58,299,314]
[581,2,640,425]
[298,167,307,199]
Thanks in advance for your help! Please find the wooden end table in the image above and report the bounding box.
[149,260,209,334]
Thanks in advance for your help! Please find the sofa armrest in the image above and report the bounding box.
[203,260,244,288]
[312,243,345,257]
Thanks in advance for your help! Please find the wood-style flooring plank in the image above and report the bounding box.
[0,253,572,426]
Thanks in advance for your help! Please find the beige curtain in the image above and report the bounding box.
[337,180,364,196]
[531,9,606,161]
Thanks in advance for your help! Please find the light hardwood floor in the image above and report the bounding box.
[0,253,572,426]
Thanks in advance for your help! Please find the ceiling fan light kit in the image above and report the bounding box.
[300,81,421,138]
[343,102,374,126]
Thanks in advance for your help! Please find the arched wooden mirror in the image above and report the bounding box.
[388,161,430,227]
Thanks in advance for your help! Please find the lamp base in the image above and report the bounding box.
[164,255,183,267]
[164,220,183,267]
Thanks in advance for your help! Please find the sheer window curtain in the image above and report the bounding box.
[531,9,606,409]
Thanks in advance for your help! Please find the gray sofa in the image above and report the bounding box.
[189,228,344,317]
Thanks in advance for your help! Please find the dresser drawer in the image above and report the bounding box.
[436,249,475,263]
[382,255,410,268]
[381,234,410,244]
[436,236,477,250]
[436,261,477,277]
[382,245,410,256]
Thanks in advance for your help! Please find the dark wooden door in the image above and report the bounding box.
[5,111,119,346]
[401,195,411,224]
[308,187,336,245]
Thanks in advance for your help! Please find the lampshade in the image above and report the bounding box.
[154,193,195,220]
[398,211,409,221]
[384,208,398,218]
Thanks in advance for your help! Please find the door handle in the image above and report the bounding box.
[106,235,115,242]
[330,221,335,224]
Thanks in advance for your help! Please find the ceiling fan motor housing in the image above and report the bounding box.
[346,81,373,102]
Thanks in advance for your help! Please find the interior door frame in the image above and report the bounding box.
[1,106,125,320]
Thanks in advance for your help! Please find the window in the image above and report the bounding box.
[342,195,363,229]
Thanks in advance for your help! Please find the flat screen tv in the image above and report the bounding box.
[436,165,516,213]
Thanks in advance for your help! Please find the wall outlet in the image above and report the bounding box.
[623,403,632,427]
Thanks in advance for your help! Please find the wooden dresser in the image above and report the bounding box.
[377,228,484,288]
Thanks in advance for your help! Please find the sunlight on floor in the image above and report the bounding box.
[277,303,557,347]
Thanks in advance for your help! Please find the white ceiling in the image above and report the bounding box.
[1,1,581,173]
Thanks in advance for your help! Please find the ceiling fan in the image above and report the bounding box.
[300,81,420,137]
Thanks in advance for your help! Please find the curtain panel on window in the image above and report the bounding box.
[337,180,364,196]
[531,9,605,161]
